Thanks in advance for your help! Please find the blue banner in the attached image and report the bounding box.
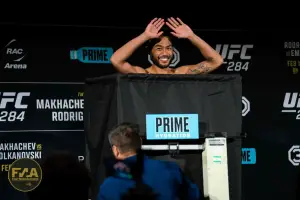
[70,47,113,64]
[241,148,256,164]
[146,114,199,140]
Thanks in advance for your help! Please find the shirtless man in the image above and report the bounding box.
[110,17,223,74]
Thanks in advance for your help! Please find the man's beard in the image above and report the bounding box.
[151,55,172,68]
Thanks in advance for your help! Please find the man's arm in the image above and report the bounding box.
[166,161,201,200]
[178,169,201,200]
[110,33,150,74]
[97,178,115,200]
[110,18,165,74]
[184,175,201,200]
[183,33,223,74]
[166,17,223,74]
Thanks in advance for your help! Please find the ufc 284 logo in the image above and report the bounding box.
[281,92,300,120]
[216,44,253,72]
[0,92,30,122]
[242,96,250,117]
[288,145,300,166]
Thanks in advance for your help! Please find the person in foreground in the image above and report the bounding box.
[97,122,200,200]
[110,17,223,75]
[27,152,91,200]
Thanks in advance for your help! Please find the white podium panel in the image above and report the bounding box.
[202,137,230,200]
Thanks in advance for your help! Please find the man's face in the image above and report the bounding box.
[150,37,173,68]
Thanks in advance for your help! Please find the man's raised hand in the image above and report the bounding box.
[143,18,165,39]
[166,17,194,39]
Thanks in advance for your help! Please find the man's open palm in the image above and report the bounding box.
[166,17,194,38]
[144,18,165,39]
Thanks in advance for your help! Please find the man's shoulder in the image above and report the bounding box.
[98,176,135,200]
[174,65,190,74]
[133,66,148,73]
[100,176,118,187]
[100,176,135,192]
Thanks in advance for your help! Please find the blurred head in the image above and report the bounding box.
[147,35,174,68]
[108,122,142,160]
[27,152,91,200]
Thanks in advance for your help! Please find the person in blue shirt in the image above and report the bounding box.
[97,122,201,200]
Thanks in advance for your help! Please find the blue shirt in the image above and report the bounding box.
[97,155,200,200]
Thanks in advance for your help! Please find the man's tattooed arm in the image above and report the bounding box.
[182,33,223,74]
[189,58,215,74]
[190,64,211,74]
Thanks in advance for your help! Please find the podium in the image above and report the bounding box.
[84,73,242,200]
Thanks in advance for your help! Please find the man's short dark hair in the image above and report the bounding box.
[108,122,141,153]
[145,34,174,53]
[27,152,91,200]
[145,26,175,54]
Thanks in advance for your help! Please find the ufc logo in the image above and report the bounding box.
[289,145,300,166]
[283,92,300,108]
[215,44,253,60]
[0,92,30,109]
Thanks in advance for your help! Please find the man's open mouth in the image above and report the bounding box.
[159,56,170,62]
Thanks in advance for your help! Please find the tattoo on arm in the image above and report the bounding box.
[190,63,212,74]
[207,57,215,62]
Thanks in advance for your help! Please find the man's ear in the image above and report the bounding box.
[112,145,119,157]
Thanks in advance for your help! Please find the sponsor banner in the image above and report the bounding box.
[70,47,113,64]
[215,44,254,73]
[0,131,85,200]
[0,25,299,84]
[190,30,257,77]
[288,145,300,166]
[242,96,250,117]
[146,114,199,140]
[241,148,256,164]
[0,39,28,70]
[0,131,85,167]
[283,40,300,75]
[281,92,300,120]
[0,83,84,131]
[1,24,300,200]
[0,25,295,83]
